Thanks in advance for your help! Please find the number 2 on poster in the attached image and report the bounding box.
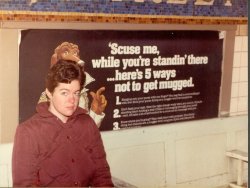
[113,109,121,118]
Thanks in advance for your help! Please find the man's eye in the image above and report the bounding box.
[61,92,68,96]
[75,92,81,97]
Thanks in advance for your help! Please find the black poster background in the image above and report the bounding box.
[19,30,223,131]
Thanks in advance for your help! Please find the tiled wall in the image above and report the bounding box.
[0,0,247,25]
[0,0,247,17]
[230,25,248,116]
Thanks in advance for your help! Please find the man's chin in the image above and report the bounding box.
[63,111,75,117]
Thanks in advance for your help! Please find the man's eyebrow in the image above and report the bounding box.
[59,88,69,91]
[59,88,81,92]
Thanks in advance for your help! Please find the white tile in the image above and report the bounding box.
[0,165,9,187]
[232,68,240,82]
[0,143,13,163]
[234,36,242,52]
[236,131,248,152]
[239,67,248,82]
[235,25,240,36]
[235,111,248,116]
[238,82,248,97]
[229,112,238,116]
[240,52,248,67]
[238,97,248,112]
[241,36,248,51]
[0,143,13,187]
[107,143,166,187]
[233,52,241,67]
[239,25,248,36]
[230,98,238,113]
[175,134,227,183]
[230,83,239,97]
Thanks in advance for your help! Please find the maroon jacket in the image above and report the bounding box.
[12,102,113,187]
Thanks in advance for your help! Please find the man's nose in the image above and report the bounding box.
[68,94,76,103]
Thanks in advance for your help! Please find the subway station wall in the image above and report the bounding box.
[0,0,248,186]
[0,24,248,187]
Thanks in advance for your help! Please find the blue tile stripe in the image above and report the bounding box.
[0,0,247,17]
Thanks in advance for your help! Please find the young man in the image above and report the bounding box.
[38,42,107,128]
[12,60,113,187]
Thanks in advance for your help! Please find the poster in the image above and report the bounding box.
[19,30,223,131]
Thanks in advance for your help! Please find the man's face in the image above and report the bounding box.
[46,80,81,123]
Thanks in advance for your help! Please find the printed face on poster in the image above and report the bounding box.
[19,30,223,131]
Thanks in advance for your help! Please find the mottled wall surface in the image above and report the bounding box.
[0,0,247,17]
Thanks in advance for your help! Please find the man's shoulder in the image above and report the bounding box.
[77,112,99,131]
[18,113,43,130]
[78,112,95,125]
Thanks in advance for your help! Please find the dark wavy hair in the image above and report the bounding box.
[45,59,86,93]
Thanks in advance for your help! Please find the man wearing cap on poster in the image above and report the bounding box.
[38,42,107,128]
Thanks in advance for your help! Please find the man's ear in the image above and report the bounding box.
[45,88,52,100]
